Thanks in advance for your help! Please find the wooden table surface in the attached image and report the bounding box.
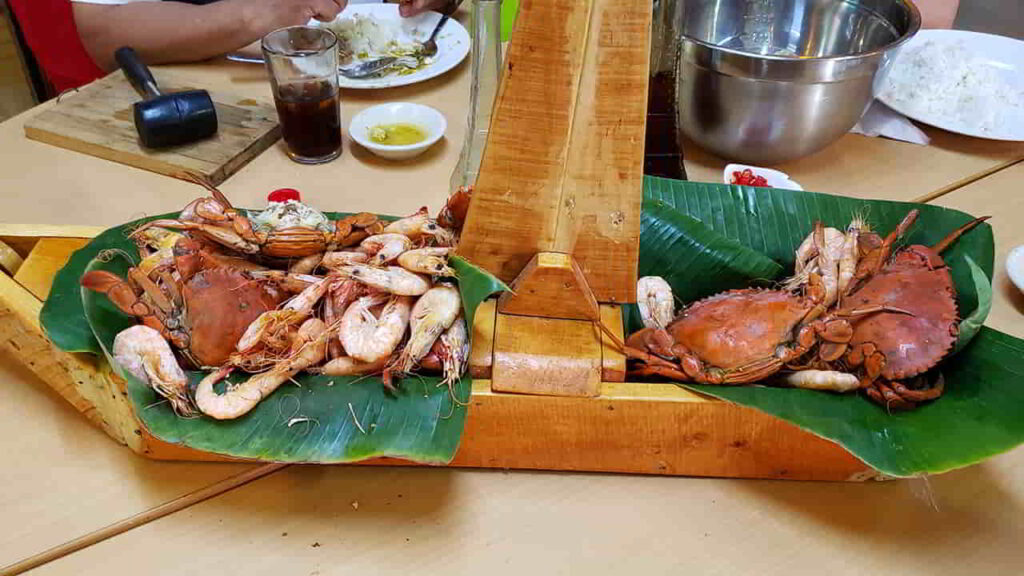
[1,52,1023,575]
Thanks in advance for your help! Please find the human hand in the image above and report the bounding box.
[240,0,347,37]
[398,0,455,18]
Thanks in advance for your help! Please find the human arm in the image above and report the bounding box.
[73,0,346,71]
[913,0,959,29]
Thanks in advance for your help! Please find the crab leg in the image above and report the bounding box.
[932,216,990,254]
[136,220,261,255]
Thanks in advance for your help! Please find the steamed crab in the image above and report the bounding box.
[84,184,473,421]
[82,235,293,368]
[627,210,988,410]
[132,176,387,260]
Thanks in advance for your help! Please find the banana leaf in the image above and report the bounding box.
[638,178,1024,477]
[43,213,507,464]
[623,200,785,334]
[643,177,994,315]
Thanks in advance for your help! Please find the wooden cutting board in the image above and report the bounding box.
[23,70,280,185]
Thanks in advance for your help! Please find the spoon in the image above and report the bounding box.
[420,0,464,57]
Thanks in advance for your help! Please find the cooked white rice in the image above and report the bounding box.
[327,15,423,59]
[880,40,1022,135]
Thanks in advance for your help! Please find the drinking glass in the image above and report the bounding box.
[262,26,342,164]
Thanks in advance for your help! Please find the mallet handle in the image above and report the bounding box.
[114,46,162,99]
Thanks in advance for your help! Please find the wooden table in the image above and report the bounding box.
[1,54,1023,575]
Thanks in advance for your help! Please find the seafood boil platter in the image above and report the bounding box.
[2,0,1024,482]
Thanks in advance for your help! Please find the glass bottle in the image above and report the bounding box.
[449,0,503,191]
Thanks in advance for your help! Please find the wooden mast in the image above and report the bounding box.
[457,0,651,396]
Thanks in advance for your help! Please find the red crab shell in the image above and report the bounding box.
[844,244,958,380]
[665,289,812,370]
[181,268,285,367]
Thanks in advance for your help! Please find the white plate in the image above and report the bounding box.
[231,5,470,90]
[877,30,1024,142]
[1007,245,1024,296]
[723,164,803,191]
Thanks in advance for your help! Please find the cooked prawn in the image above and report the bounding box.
[382,207,454,246]
[794,226,844,275]
[235,275,330,354]
[309,356,387,376]
[786,224,845,306]
[397,247,454,276]
[113,325,194,417]
[361,233,414,266]
[288,253,323,275]
[196,318,329,420]
[337,264,430,296]
[637,276,674,330]
[838,221,860,299]
[339,294,413,363]
[321,251,370,269]
[395,285,461,373]
[438,313,469,388]
[323,276,364,359]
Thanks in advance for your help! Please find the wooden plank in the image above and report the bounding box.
[0,225,875,480]
[116,379,874,481]
[0,226,877,480]
[0,223,107,239]
[0,236,264,464]
[551,0,649,304]
[23,71,280,185]
[457,0,596,283]
[14,238,90,300]
[491,312,602,397]
[468,299,496,379]
[497,252,598,320]
[455,381,872,479]
[0,238,22,275]
[0,270,131,442]
[599,303,626,382]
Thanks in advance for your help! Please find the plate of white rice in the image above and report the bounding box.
[877,30,1024,142]
[316,4,470,89]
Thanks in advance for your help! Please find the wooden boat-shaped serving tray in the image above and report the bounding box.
[0,225,877,481]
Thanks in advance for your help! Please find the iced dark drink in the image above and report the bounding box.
[262,26,342,164]
[274,80,342,162]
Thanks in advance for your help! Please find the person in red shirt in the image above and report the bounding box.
[72,0,450,70]
[10,0,449,93]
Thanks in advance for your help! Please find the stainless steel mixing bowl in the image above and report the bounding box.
[675,0,920,165]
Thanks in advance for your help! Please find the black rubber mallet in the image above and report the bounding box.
[115,46,218,148]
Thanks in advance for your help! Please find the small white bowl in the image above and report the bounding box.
[349,102,446,160]
[1007,245,1024,296]
[723,163,804,191]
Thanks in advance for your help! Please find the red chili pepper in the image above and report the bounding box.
[268,188,301,203]
[730,169,769,187]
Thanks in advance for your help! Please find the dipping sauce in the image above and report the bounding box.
[368,123,427,146]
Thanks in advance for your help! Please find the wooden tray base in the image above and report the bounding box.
[0,226,878,481]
